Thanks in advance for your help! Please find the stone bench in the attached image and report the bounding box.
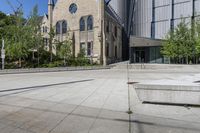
[134,84,200,106]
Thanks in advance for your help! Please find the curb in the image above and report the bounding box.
[0,66,112,75]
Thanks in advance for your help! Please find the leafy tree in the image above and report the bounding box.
[57,39,72,66]
[78,48,86,58]
[196,38,200,55]
[4,10,31,67]
[0,12,7,39]
[176,20,194,64]
[0,12,16,47]
[161,31,177,63]
[195,20,200,60]
[28,5,43,66]
[162,19,195,64]
[5,27,30,67]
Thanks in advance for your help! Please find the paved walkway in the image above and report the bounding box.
[0,69,199,133]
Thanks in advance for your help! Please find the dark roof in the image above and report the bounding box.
[105,4,123,26]
[38,16,44,23]
[48,0,54,5]
[44,14,48,19]
[105,0,111,5]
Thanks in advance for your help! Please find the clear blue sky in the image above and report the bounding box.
[0,0,49,17]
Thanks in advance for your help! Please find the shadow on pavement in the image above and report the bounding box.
[70,112,200,132]
[0,79,94,97]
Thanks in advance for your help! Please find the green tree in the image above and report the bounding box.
[195,19,200,62]
[57,39,72,66]
[196,38,200,55]
[4,10,31,67]
[0,12,16,46]
[161,31,177,64]
[162,19,194,64]
[77,48,86,58]
[28,5,43,66]
[0,12,7,40]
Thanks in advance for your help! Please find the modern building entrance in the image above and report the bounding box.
[135,48,146,63]
[130,46,166,64]
[129,36,168,64]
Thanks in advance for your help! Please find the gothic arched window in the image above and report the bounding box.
[114,26,117,37]
[62,21,67,34]
[80,17,85,31]
[56,22,61,34]
[87,15,93,30]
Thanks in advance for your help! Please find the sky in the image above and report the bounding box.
[0,0,49,18]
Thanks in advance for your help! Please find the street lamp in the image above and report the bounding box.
[1,38,5,70]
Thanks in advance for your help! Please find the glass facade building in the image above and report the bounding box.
[131,0,200,39]
[109,0,200,63]
[126,0,200,63]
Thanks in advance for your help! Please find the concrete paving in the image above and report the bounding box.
[0,68,199,133]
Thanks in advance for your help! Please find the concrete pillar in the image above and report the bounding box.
[99,0,106,65]
[191,0,195,24]
[151,0,155,39]
[170,0,175,31]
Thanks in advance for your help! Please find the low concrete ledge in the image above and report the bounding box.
[0,66,111,75]
[113,63,200,71]
[134,84,200,106]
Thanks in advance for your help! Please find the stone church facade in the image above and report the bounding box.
[41,0,123,65]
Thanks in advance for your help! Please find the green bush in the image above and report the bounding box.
[38,49,59,64]
[38,60,63,68]
[67,57,90,66]
[4,52,95,69]
[5,62,17,69]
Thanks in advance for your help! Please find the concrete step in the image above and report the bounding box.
[134,84,200,106]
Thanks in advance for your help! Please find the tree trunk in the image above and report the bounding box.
[50,41,53,62]
[32,51,35,60]
[50,52,53,62]
[186,56,189,64]
[19,58,21,68]
[64,57,66,66]
[37,51,40,67]
[50,43,52,62]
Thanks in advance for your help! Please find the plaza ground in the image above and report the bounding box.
[0,67,200,133]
